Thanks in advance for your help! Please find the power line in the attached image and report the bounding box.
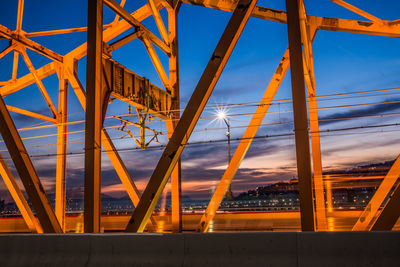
[12,96,400,139]
[2,122,399,160]
[12,86,400,132]
[2,110,399,147]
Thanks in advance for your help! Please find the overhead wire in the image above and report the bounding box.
[7,99,400,143]
[2,122,400,160]
[0,86,398,158]
[12,86,400,132]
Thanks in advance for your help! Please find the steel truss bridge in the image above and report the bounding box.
[0,0,399,234]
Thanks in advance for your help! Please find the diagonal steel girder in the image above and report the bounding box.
[0,93,62,233]
[330,0,384,25]
[0,24,63,62]
[353,154,400,231]
[0,153,42,233]
[104,0,171,55]
[371,175,400,231]
[125,0,258,233]
[197,48,290,232]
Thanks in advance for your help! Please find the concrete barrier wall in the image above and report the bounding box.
[0,232,399,266]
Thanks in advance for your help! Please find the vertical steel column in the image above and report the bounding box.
[125,0,258,232]
[55,65,68,231]
[167,3,182,233]
[286,0,315,231]
[298,0,326,230]
[84,0,103,233]
[0,95,62,233]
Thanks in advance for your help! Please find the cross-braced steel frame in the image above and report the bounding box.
[0,0,399,233]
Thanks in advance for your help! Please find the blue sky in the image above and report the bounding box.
[0,0,399,201]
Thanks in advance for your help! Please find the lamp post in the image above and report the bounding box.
[217,111,233,200]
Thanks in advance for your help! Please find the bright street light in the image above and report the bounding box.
[217,110,227,121]
[216,109,233,200]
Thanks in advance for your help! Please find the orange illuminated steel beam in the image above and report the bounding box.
[352,154,400,231]
[371,174,400,231]
[148,0,170,45]
[125,0,258,233]
[0,62,56,97]
[84,0,103,233]
[141,37,172,92]
[112,0,127,23]
[5,105,57,124]
[108,31,141,52]
[0,24,63,63]
[16,0,24,33]
[11,0,23,82]
[286,0,315,231]
[12,50,19,81]
[311,16,400,38]
[19,48,58,118]
[55,65,69,231]
[101,131,140,206]
[0,46,14,61]
[389,19,400,26]
[103,0,171,55]
[330,0,385,25]
[0,94,62,233]
[0,153,42,233]
[298,0,327,231]
[198,49,290,232]
[166,3,183,232]
[182,0,400,37]
[101,130,157,229]
[24,24,113,38]
[14,0,22,81]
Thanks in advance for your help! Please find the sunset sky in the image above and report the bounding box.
[0,0,399,202]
